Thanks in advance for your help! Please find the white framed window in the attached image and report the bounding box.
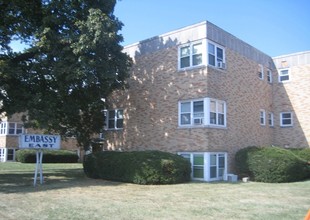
[258,64,264,80]
[280,112,293,127]
[267,69,272,83]
[104,109,124,130]
[268,112,274,127]
[0,148,16,162]
[0,122,24,135]
[278,68,290,82]
[178,152,227,181]
[178,98,226,128]
[208,42,225,69]
[260,110,266,126]
[178,41,205,69]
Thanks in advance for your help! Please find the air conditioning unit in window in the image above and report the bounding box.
[193,118,203,125]
[217,61,226,69]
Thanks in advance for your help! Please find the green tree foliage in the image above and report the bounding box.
[0,0,131,149]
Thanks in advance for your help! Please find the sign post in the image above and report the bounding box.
[19,134,61,186]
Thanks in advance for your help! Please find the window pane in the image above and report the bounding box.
[193,101,203,113]
[210,166,217,178]
[181,113,191,125]
[193,43,202,54]
[210,112,217,124]
[280,75,289,81]
[282,113,291,119]
[208,54,215,66]
[210,101,216,112]
[108,110,115,119]
[193,154,204,165]
[219,155,225,168]
[108,120,115,129]
[193,167,204,178]
[282,119,292,125]
[116,119,123,128]
[193,54,202,66]
[181,102,191,113]
[208,43,215,54]
[7,149,14,161]
[117,110,123,119]
[210,154,216,166]
[180,57,190,68]
[180,46,190,57]
[217,47,223,61]
[218,113,224,125]
[218,102,224,113]
[16,124,23,134]
[8,123,15,134]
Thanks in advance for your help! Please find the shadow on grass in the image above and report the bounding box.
[0,168,124,194]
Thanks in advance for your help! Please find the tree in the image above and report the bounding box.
[0,0,131,150]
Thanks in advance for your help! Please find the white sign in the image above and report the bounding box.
[19,134,61,150]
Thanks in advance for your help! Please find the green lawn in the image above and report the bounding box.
[0,162,309,220]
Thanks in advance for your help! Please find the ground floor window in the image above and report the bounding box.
[0,148,16,162]
[178,152,227,181]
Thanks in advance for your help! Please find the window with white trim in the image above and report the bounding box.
[278,69,290,82]
[267,69,272,83]
[178,152,227,181]
[260,110,266,125]
[0,122,24,135]
[280,112,293,127]
[208,42,225,69]
[268,112,274,127]
[258,64,264,80]
[178,41,204,69]
[104,109,124,130]
[178,98,226,128]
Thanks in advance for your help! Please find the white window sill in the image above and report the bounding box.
[178,125,227,130]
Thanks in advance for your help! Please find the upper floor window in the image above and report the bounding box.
[0,122,24,135]
[268,112,274,127]
[280,112,293,127]
[179,42,204,69]
[208,42,225,69]
[267,69,272,83]
[278,69,290,82]
[258,65,264,80]
[179,98,226,128]
[260,110,266,126]
[104,109,124,130]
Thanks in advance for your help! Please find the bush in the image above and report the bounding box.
[16,149,79,163]
[235,146,310,183]
[83,150,191,185]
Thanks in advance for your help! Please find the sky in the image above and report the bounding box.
[114,0,310,57]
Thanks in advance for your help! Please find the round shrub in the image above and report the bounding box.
[16,149,79,163]
[235,146,309,183]
[83,150,191,185]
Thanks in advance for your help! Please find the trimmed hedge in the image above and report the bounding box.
[235,146,310,183]
[83,150,191,185]
[16,149,79,163]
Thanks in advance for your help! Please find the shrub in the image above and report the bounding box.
[235,146,310,183]
[83,150,191,185]
[16,149,79,163]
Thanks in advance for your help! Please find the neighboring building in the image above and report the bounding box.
[0,113,80,162]
[103,21,310,181]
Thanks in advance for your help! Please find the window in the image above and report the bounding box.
[0,148,16,162]
[193,154,204,179]
[208,42,225,69]
[0,122,23,135]
[178,98,226,128]
[179,42,204,69]
[279,69,290,82]
[258,65,264,80]
[267,69,272,83]
[179,152,227,181]
[280,112,293,127]
[105,109,124,130]
[260,110,266,125]
[268,112,274,127]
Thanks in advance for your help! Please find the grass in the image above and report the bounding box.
[0,162,309,220]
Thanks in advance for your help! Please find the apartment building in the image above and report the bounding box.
[1,21,309,182]
[103,21,310,181]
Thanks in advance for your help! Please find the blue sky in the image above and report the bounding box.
[114,0,310,57]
